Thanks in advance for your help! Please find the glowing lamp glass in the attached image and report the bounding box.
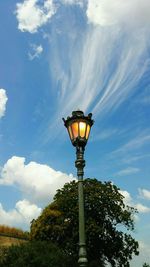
[79,122,86,138]
[63,111,93,146]
[86,124,90,140]
[71,122,79,138]
[68,126,73,140]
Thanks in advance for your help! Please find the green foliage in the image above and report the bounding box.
[30,178,139,266]
[143,263,150,267]
[0,241,77,267]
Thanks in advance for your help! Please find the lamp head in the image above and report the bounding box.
[63,110,94,147]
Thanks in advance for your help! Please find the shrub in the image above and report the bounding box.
[0,241,77,267]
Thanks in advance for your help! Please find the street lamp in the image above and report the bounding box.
[63,110,94,267]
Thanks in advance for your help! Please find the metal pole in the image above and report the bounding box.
[75,146,88,267]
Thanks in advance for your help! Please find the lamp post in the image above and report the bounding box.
[63,110,94,267]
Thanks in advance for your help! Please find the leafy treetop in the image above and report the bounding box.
[30,178,139,267]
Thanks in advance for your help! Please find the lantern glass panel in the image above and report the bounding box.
[68,126,73,140]
[71,122,79,138]
[79,121,86,138]
[86,124,90,140]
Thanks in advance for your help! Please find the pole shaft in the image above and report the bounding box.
[75,146,88,267]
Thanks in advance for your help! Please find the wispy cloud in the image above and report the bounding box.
[28,44,43,60]
[43,0,150,139]
[56,28,148,118]
[0,89,8,118]
[61,0,150,116]
[91,128,119,141]
[135,85,150,106]
[15,1,150,141]
[108,132,150,171]
[112,132,150,155]
[140,95,150,105]
[62,0,83,6]
[116,167,140,176]
[123,154,150,164]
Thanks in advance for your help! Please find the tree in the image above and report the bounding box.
[143,263,150,267]
[30,179,139,267]
[0,241,76,267]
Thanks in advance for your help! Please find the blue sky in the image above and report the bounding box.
[0,0,150,266]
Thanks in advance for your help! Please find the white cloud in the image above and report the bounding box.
[120,189,150,216]
[0,89,8,118]
[16,0,56,33]
[0,203,22,226]
[28,44,43,60]
[0,156,75,229]
[16,199,42,222]
[135,203,150,213]
[119,190,139,222]
[131,241,150,267]
[0,156,75,204]
[87,0,117,26]
[139,188,150,200]
[0,200,41,228]
[116,167,140,176]
[119,190,132,206]
[86,0,150,29]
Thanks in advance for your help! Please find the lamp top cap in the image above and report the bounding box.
[72,110,84,117]
[71,109,92,118]
[72,110,93,118]
[62,110,94,127]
